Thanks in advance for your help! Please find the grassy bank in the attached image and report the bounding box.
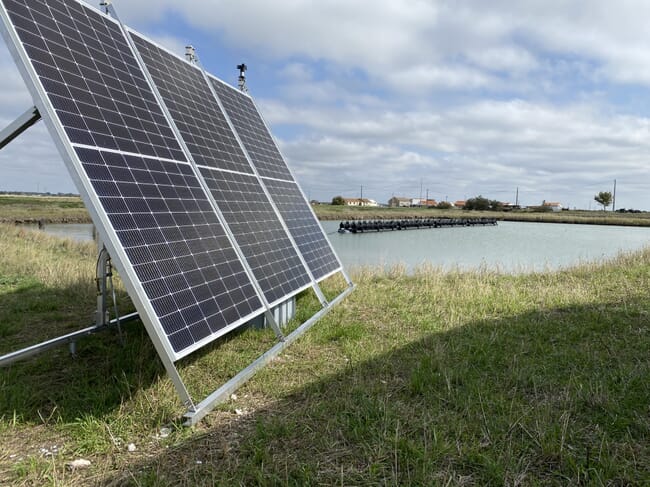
[0,195,91,224]
[1,225,650,485]
[313,204,650,227]
[3,194,650,228]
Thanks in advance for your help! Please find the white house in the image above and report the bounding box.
[343,198,378,207]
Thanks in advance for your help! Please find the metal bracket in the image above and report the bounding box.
[0,105,41,149]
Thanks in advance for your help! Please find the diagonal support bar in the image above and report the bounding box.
[0,105,41,149]
[183,282,355,425]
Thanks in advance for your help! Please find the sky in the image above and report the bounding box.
[2,1,650,209]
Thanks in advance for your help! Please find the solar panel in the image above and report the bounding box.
[0,0,265,359]
[130,32,312,305]
[0,0,353,422]
[210,77,293,181]
[130,33,254,175]
[210,78,342,280]
[199,168,312,304]
[262,178,341,281]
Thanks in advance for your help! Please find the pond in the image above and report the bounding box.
[32,220,650,274]
[321,220,650,273]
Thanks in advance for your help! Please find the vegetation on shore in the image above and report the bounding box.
[3,193,650,228]
[0,194,91,224]
[1,223,649,485]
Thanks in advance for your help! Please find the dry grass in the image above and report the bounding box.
[1,225,650,485]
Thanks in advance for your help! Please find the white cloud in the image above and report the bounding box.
[261,95,650,207]
[0,0,646,209]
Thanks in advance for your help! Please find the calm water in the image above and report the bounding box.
[321,220,650,273]
[23,222,96,242]
[34,221,650,274]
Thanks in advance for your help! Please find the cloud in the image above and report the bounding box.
[261,95,650,207]
[0,0,643,210]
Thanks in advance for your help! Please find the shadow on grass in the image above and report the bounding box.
[103,296,650,485]
[0,282,326,427]
[0,277,165,424]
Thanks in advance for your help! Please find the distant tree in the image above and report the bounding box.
[594,191,612,211]
[436,201,452,209]
[331,195,345,206]
[464,195,491,211]
[489,200,503,211]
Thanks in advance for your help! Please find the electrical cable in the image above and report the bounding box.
[106,254,124,346]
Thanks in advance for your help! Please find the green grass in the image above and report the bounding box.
[1,224,650,485]
[0,194,90,224]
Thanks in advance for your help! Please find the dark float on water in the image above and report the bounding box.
[338,217,498,234]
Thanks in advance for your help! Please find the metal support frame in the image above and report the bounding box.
[0,1,355,426]
[0,313,139,367]
[0,105,41,149]
[0,241,134,367]
[184,282,355,425]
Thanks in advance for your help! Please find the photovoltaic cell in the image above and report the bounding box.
[0,0,266,358]
[130,32,254,175]
[200,168,311,305]
[3,0,185,160]
[263,179,341,281]
[77,147,264,354]
[210,77,294,181]
[209,77,342,280]
[130,33,312,304]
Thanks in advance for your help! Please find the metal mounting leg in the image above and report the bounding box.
[264,309,285,341]
[0,105,41,149]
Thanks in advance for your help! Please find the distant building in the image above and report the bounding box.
[543,201,563,212]
[453,200,466,208]
[388,197,412,207]
[343,198,378,207]
[501,202,521,211]
[409,198,437,207]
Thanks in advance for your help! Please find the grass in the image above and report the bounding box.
[0,194,90,224]
[3,193,650,228]
[1,224,650,484]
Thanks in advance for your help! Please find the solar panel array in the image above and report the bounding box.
[0,0,342,362]
[211,78,341,280]
[131,32,313,305]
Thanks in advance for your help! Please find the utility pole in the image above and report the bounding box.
[426,188,429,207]
[613,179,616,211]
[359,185,363,206]
[419,178,423,203]
[515,187,519,207]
